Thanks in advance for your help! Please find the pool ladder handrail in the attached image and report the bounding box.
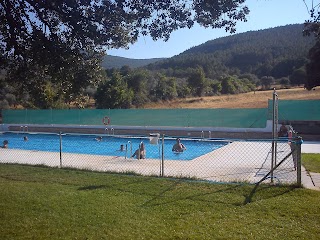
[125,141,132,159]
[201,131,204,138]
[20,125,28,133]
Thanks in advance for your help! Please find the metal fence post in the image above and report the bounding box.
[296,137,302,187]
[59,132,63,168]
[271,89,278,183]
[161,134,164,177]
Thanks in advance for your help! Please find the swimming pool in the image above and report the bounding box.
[0,132,228,160]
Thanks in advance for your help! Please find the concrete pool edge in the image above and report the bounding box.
[2,123,319,140]
[1,123,274,139]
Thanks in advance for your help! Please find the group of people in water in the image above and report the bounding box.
[131,138,187,159]
[1,136,28,148]
[94,136,187,160]
[0,123,291,157]
[1,124,291,151]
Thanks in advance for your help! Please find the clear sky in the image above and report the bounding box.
[107,0,314,59]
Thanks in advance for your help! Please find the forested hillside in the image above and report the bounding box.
[146,24,314,82]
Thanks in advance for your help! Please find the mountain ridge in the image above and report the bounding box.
[102,24,315,84]
[101,55,165,69]
[145,24,314,80]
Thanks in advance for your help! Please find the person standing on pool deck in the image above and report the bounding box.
[278,123,289,137]
[172,138,186,152]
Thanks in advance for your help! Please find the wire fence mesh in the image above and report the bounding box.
[0,132,301,185]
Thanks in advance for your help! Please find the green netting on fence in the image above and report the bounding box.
[2,108,268,128]
[267,100,320,121]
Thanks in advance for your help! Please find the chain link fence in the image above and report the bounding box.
[0,132,301,185]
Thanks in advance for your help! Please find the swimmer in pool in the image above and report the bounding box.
[120,144,125,151]
[172,138,186,152]
[1,140,8,148]
[132,142,146,159]
[95,136,102,141]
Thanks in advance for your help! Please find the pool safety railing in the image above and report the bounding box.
[125,141,132,159]
[20,125,28,133]
[201,131,204,138]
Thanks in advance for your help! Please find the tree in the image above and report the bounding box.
[126,70,150,107]
[95,72,133,109]
[303,0,320,89]
[209,80,222,95]
[260,76,274,90]
[221,76,237,94]
[289,67,307,86]
[279,77,290,88]
[152,74,178,101]
[0,0,249,107]
[187,67,207,97]
[305,40,320,89]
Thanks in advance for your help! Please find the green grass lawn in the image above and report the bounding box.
[302,153,320,173]
[1,164,320,240]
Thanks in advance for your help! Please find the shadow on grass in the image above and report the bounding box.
[2,164,300,207]
[77,176,298,208]
[140,182,244,208]
[78,185,107,190]
[77,176,156,193]
[243,183,298,205]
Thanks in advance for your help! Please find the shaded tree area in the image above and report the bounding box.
[303,1,320,90]
[0,0,249,109]
[0,75,16,109]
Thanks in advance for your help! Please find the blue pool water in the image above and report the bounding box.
[0,132,228,160]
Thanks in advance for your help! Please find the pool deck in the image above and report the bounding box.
[0,141,315,185]
[1,141,319,190]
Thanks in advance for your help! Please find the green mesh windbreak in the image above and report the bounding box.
[267,100,320,121]
[2,108,267,128]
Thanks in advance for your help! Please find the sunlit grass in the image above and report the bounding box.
[302,153,320,173]
[1,164,320,240]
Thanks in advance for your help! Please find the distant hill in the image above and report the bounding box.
[101,55,164,69]
[146,24,315,80]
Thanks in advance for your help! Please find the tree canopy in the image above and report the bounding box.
[0,0,250,108]
[303,0,320,90]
